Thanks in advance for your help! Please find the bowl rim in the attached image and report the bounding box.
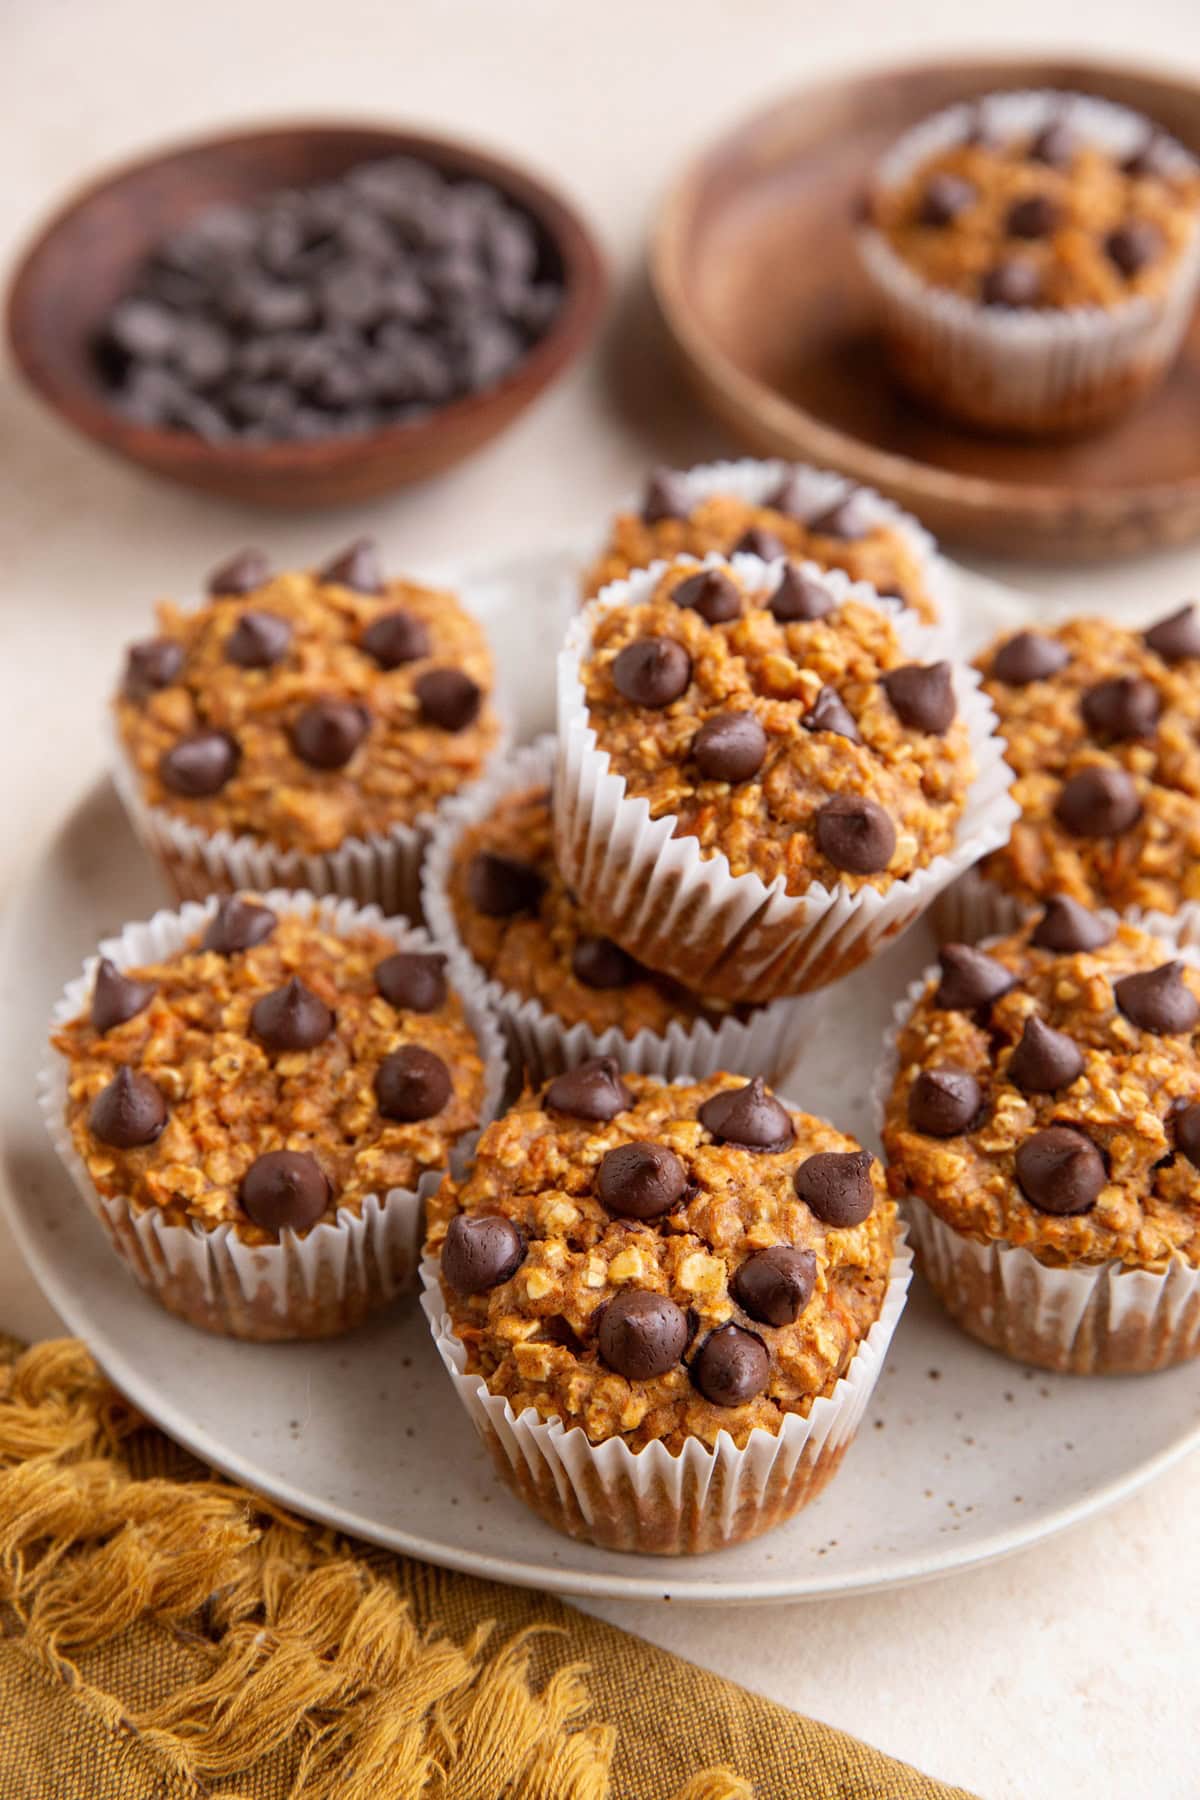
[6,116,608,470]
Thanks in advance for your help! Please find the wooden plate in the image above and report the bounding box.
[652,56,1200,562]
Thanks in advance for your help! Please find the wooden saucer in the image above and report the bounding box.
[652,57,1200,562]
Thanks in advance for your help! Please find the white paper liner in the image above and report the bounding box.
[39,889,509,1341]
[555,554,1018,1004]
[418,1225,913,1557]
[929,863,1034,944]
[857,90,1200,433]
[421,733,805,1084]
[872,925,1200,1375]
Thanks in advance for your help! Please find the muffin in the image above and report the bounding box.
[858,89,1200,432]
[939,604,1200,942]
[42,889,506,1339]
[879,907,1200,1373]
[113,537,504,914]
[422,736,802,1082]
[584,457,949,626]
[556,554,1014,1003]
[421,1061,910,1553]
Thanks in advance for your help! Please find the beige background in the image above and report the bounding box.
[4,3,1200,1796]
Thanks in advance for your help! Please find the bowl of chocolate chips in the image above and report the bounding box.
[7,122,607,505]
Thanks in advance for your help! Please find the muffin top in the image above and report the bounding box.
[868,101,1199,310]
[585,467,939,623]
[115,538,502,853]
[882,907,1200,1272]
[425,1062,897,1452]
[577,559,976,898]
[978,607,1200,913]
[53,897,487,1244]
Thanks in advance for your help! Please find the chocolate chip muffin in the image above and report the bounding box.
[113,538,504,912]
[880,904,1200,1372]
[46,892,500,1340]
[423,1061,906,1553]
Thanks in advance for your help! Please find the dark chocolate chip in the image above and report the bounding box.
[543,1056,632,1122]
[203,896,277,954]
[1114,961,1200,1035]
[691,1324,770,1407]
[89,1066,168,1149]
[1015,1125,1105,1215]
[806,491,871,540]
[768,565,834,622]
[415,668,483,731]
[641,467,692,524]
[442,1213,525,1294]
[1173,1101,1200,1169]
[208,549,271,596]
[159,731,239,798]
[611,638,692,708]
[692,710,767,783]
[226,610,293,669]
[91,959,156,1034]
[1031,895,1113,954]
[981,261,1041,308]
[815,795,896,874]
[882,661,956,733]
[1081,676,1161,741]
[318,538,384,593]
[1008,1015,1085,1093]
[991,630,1070,685]
[1055,767,1141,838]
[123,637,184,699]
[766,470,814,518]
[599,1290,690,1380]
[908,1067,982,1137]
[919,173,977,226]
[805,686,862,743]
[1144,604,1200,662]
[375,951,448,1012]
[361,609,432,669]
[466,851,545,917]
[731,526,785,560]
[672,568,742,623]
[733,1246,817,1326]
[794,1148,876,1227]
[597,1141,689,1220]
[1030,120,1077,167]
[375,1044,453,1120]
[935,944,1017,1011]
[1123,135,1171,179]
[251,977,334,1052]
[240,1150,330,1234]
[1006,194,1060,239]
[571,935,637,989]
[291,699,369,770]
[1106,221,1162,276]
[699,1077,794,1152]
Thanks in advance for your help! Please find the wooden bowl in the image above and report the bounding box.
[652,57,1200,561]
[7,122,607,508]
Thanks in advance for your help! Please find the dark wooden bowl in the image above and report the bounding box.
[7,122,607,508]
[652,56,1200,561]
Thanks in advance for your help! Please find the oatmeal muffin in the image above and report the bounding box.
[113,537,504,912]
[584,458,945,624]
[880,904,1200,1372]
[44,891,502,1340]
[859,91,1200,432]
[422,1060,908,1552]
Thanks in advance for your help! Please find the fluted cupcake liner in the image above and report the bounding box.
[555,555,1018,1004]
[931,867,1200,950]
[39,889,509,1341]
[421,734,805,1084]
[418,1225,913,1557]
[858,90,1200,434]
[872,931,1200,1374]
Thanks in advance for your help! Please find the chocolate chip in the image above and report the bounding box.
[611,638,692,707]
[766,471,812,518]
[641,467,691,524]
[91,958,156,1034]
[991,631,1069,686]
[376,951,447,1012]
[768,566,834,622]
[159,731,239,797]
[1031,895,1113,954]
[1173,1101,1200,1169]
[692,711,767,783]
[415,668,483,731]
[1008,1015,1085,1093]
[89,1066,168,1149]
[1015,1125,1105,1215]
[794,1148,876,1227]
[935,944,1017,1011]
[1123,135,1171,179]
[467,851,545,917]
[731,526,785,560]
[599,1290,690,1380]
[699,1077,794,1152]
[919,173,977,226]
[1081,676,1161,741]
[907,1067,982,1137]
[291,699,368,770]
[597,1141,688,1220]
[1106,221,1163,276]
[443,1213,525,1294]
[208,548,271,596]
[361,609,432,669]
[375,1044,452,1120]
[733,1246,817,1326]
[1145,604,1200,662]
[815,795,896,874]
[805,686,862,743]
[240,1150,330,1233]
[543,1056,632,1122]
[691,1324,770,1407]
[1055,767,1141,837]
[981,261,1041,308]
[319,538,384,594]
[672,568,742,624]
[571,935,636,989]
[203,896,277,954]
[226,610,293,669]
[882,661,956,733]
[123,637,184,699]
[806,491,871,540]
[1030,120,1077,167]
[1006,194,1060,239]
[1114,961,1200,1034]
[251,977,334,1052]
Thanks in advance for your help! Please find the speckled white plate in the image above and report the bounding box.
[3,548,1198,1602]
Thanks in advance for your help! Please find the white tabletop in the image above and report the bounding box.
[3,3,1199,1796]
